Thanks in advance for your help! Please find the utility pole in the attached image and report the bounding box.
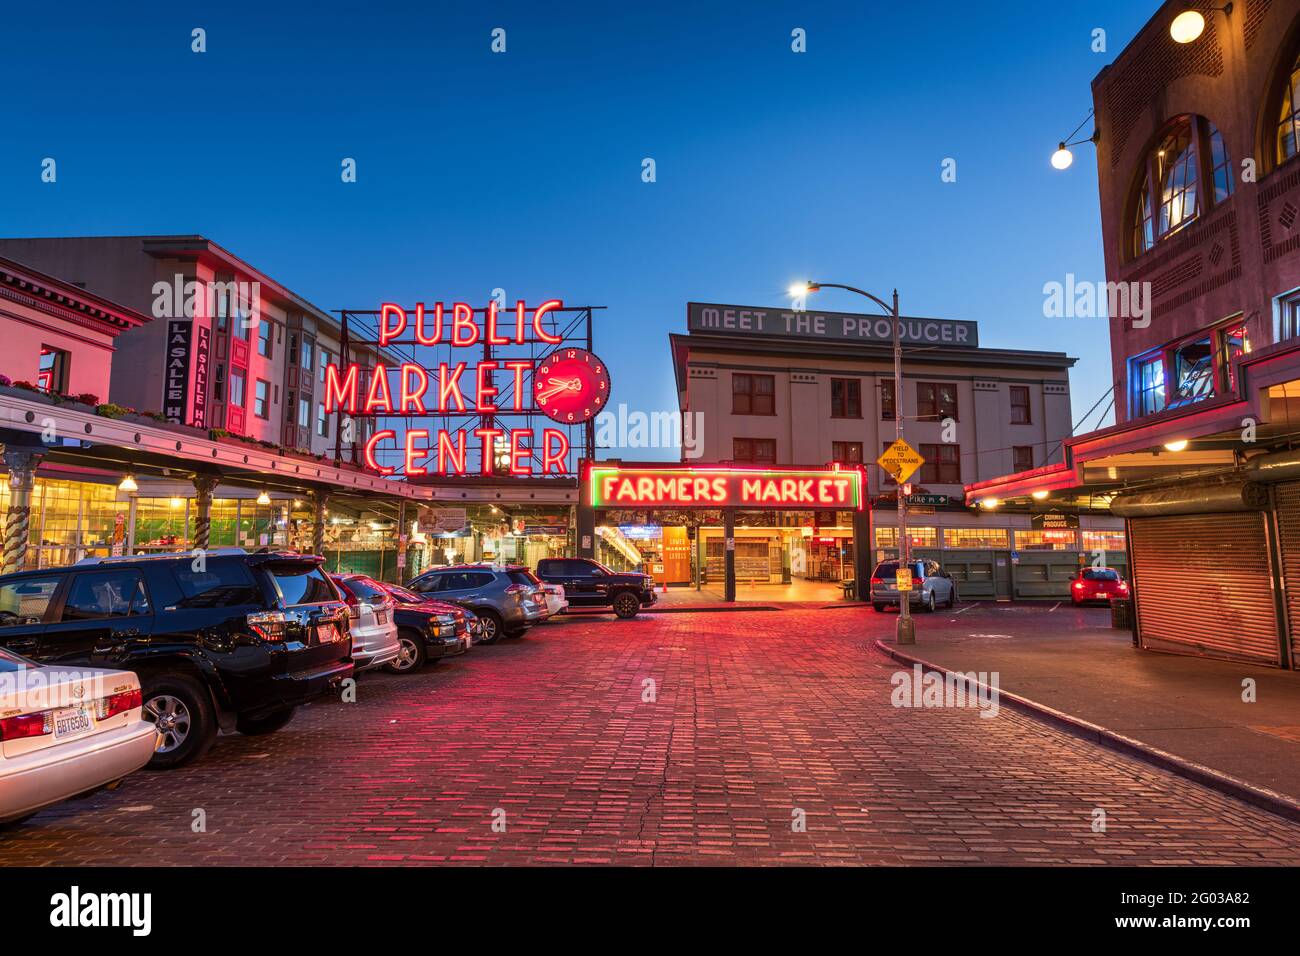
[892,290,915,645]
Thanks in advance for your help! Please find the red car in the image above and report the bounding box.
[1070,567,1130,606]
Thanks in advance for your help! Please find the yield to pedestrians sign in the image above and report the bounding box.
[877,439,925,484]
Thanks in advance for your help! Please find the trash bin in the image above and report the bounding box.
[1110,597,1132,630]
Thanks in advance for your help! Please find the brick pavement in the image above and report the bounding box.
[3,608,1299,866]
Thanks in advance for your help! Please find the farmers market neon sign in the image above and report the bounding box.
[589,465,865,509]
[322,300,607,477]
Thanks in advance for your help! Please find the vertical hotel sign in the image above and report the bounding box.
[163,320,192,425]
[191,324,211,428]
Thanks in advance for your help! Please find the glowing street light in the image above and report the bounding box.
[1031,490,1050,500]
[1170,10,1206,43]
[1164,439,1189,452]
[117,474,138,493]
[1051,143,1074,170]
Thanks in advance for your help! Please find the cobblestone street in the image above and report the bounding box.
[4,608,1299,866]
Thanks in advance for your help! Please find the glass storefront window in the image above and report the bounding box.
[1014,529,1077,551]
[874,527,937,549]
[1082,530,1126,552]
[943,528,1009,549]
[134,497,190,552]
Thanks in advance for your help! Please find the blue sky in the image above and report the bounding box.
[2,0,1156,454]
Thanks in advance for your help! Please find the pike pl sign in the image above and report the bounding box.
[688,302,978,348]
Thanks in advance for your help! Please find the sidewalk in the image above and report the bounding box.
[874,605,1300,808]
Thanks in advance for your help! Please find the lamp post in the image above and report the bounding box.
[790,281,915,645]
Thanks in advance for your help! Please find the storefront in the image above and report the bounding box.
[577,462,869,601]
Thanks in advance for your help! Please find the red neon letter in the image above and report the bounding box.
[475,361,499,413]
[363,429,396,476]
[437,362,468,412]
[404,428,429,478]
[364,364,393,414]
[514,301,527,343]
[414,302,444,346]
[509,429,533,475]
[541,428,569,474]
[436,429,467,475]
[451,302,480,347]
[474,427,503,476]
[502,360,531,412]
[485,301,509,345]
[324,363,359,414]
[379,304,407,346]
[532,300,564,344]
[399,363,429,413]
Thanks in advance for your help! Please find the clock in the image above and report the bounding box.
[534,347,611,423]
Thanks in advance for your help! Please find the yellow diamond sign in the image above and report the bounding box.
[877,438,925,485]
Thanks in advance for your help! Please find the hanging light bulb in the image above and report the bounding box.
[1051,143,1074,170]
[1169,10,1206,44]
[118,475,138,493]
[256,490,271,505]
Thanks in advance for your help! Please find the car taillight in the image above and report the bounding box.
[247,610,288,641]
[1072,581,1084,589]
[870,577,883,585]
[98,688,142,719]
[0,712,51,741]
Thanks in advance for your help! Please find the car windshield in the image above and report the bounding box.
[339,576,387,603]
[1082,568,1121,582]
[270,564,337,606]
[872,561,925,579]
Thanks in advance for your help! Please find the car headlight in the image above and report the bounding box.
[434,614,457,625]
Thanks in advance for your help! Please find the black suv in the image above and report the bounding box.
[0,550,353,769]
[535,558,657,619]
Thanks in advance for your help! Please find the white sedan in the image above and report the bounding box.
[0,648,158,824]
[540,582,568,619]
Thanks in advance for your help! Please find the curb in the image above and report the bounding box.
[873,639,1300,825]
[642,605,783,614]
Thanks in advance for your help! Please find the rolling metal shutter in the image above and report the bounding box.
[1129,512,1281,666]
[1273,481,1300,668]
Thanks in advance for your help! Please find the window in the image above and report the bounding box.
[1014,529,1076,551]
[319,349,330,384]
[732,373,775,415]
[943,528,1009,549]
[254,379,270,419]
[1132,354,1165,416]
[236,312,253,341]
[214,286,230,332]
[37,347,69,394]
[1277,45,1300,163]
[258,319,271,357]
[214,364,226,401]
[301,340,313,371]
[830,378,861,418]
[286,391,296,422]
[1278,290,1300,342]
[1009,385,1031,424]
[831,441,863,465]
[173,559,260,608]
[298,397,310,428]
[1218,322,1250,391]
[920,443,961,484]
[229,371,246,408]
[61,571,150,621]
[1131,116,1234,258]
[269,565,337,606]
[1166,335,1215,408]
[0,574,63,627]
[733,437,776,463]
[1082,530,1126,552]
[874,527,937,549]
[1013,446,1034,472]
[916,382,958,421]
[317,403,328,437]
[880,379,896,421]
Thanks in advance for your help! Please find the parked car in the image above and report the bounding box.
[375,582,472,672]
[408,564,548,642]
[534,558,657,619]
[0,648,158,825]
[329,574,402,672]
[869,559,957,613]
[539,581,569,618]
[1070,567,1130,606]
[0,549,353,768]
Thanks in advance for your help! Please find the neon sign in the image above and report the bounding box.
[589,465,865,510]
[322,300,595,476]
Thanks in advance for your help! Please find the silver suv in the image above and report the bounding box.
[407,565,548,642]
[870,559,958,613]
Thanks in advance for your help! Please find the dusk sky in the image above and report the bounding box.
[3,1,1155,450]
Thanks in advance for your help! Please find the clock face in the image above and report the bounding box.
[534,348,611,424]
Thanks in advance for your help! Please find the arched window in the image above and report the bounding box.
[1277,46,1300,163]
[1129,116,1234,259]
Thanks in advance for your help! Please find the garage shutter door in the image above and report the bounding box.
[1129,512,1281,666]
[1273,481,1300,668]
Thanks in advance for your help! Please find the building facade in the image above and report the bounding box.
[661,302,1123,601]
[967,0,1300,667]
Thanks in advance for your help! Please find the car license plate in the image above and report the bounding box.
[375,610,388,625]
[53,706,94,740]
[316,623,338,644]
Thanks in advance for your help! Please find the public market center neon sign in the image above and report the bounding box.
[589,465,865,509]
[323,300,608,476]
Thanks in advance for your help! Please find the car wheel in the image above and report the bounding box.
[386,629,427,673]
[141,674,218,769]
[924,590,936,613]
[235,707,297,736]
[477,610,505,643]
[945,588,956,609]
[612,592,640,619]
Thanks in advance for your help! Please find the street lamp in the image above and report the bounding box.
[1170,3,1232,44]
[796,280,914,645]
[1051,112,1099,171]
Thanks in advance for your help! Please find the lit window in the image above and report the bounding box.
[875,527,937,549]
[1133,355,1165,416]
[1278,290,1300,341]
[1131,116,1234,258]
[1156,122,1199,240]
[1014,529,1076,551]
[1082,530,1126,552]
[1218,322,1250,391]
[1166,336,1215,409]
[942,528,1009,549]
[37,347,68,394]
[1278,47,1300,163]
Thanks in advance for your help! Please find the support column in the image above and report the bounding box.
[396,499,408,584]
[577,468,596,559]
[2,448,44,574]
[723,507,736,603]
[311,491,328,557]
[852,504,873,601]
[192,474,218,552]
